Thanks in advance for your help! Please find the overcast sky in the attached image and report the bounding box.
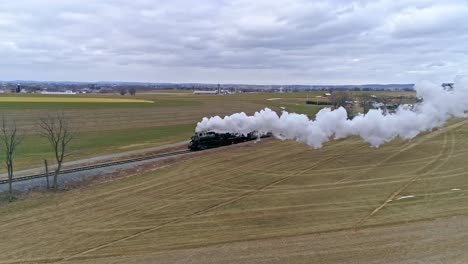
[1,0,467,84]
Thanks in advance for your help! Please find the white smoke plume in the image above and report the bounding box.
[195,77,468,148]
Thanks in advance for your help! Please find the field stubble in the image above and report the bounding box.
[0,117,467,263]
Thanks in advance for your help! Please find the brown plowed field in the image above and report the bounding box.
[1,118,467,263]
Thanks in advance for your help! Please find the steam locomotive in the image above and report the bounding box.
[188,131,270,151]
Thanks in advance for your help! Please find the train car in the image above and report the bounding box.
[188,131,267,151]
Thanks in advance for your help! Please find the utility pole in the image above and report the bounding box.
[44,159,50,189]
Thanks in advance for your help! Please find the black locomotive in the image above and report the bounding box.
[188,131,269,151]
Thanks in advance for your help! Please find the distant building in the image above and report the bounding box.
[193,90,218,95]
[41,90,77,95]
[372,102,385,109]
[81,88,92,94]
[345,100,355,107]
[400,104,414,111]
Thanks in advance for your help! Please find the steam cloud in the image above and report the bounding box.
[196,77,468,148]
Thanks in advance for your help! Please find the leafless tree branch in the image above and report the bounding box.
[39,113,76,190]
[0,117,23,202]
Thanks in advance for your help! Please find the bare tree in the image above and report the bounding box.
[376,95,391,114]
[39,113,75,190]
[330,91,351,109]
[361,94,373,114]
[119,88,127,96]
[330,91,354,118]
[0,118,22,202]
[129,87,136,96]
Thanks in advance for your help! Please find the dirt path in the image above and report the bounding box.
[61,215,468,264]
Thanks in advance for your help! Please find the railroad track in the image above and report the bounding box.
[0,149,192,185]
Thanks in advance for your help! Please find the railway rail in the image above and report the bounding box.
[0,149,191,185]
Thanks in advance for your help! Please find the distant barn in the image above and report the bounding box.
[193,90,218,95]
[41,90,77,95]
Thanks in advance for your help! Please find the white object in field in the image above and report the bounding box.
[396,195,415,200]
[41,90,77,95]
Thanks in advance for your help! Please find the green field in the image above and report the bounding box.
[0,92,336,170]
[0,117,467,263]
[0,96,153,103]
[12,124,195,169]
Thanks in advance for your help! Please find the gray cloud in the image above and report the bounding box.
[0,0,467,84]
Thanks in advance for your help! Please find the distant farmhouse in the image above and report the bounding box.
[41,90,77,95]
[193,90,218,95]
[193,84,232,95]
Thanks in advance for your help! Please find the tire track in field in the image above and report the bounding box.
[407,131,459,217]
[259,166,467,197]
[53,143,295,262]
[66,141,279,207]
[271,128,451,193]
[353,123,460,229]
[174,169,468,203]
[207,139,369,192]
[175,122,460,204]
[353,132,449,228]
[10,123,459,238]
[392,131,458,257]
[9,123,467,263]
[58,138,364,262]
[226,138,364,177]
[83,141,286,206]
[59,170,307,262]
[269,142,453,193]
[336,119,468,185]
[24,121,468,262]
[297,153,450,175]
[0,143,273,231]
[196,148,318,191]
[269,158,443,192]
[268,126,456,192]
[163,142,299,195]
